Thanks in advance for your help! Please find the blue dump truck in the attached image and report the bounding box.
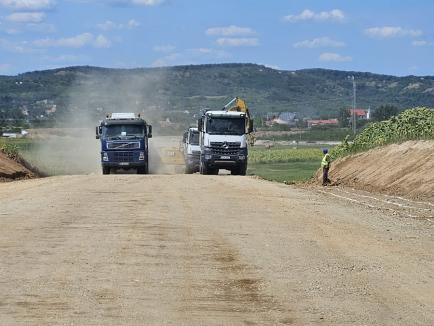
[96,113,152,175]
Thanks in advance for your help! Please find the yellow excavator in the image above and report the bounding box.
[223,97,255,145]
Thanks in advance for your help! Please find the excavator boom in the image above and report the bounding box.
[222,97,255,145]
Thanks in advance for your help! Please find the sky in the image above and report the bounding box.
[0,0,433,76]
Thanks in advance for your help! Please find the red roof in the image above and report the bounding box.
[349,108,367,116]
[307,119,338,125]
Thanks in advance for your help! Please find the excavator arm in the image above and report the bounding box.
[223,97,255,145]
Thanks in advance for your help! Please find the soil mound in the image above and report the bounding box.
[0,151,39,181]
[317,140,434,201]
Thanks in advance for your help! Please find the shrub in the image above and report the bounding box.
[331,107,434,158]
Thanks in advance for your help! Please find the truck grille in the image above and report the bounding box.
[210,142,241,155]
[107,141,140,150]
[112,151,134,162]
[192,150,201,158]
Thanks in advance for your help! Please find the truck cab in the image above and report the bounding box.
[96,113,152,175]
[198,110,252,175]
[182,127,200,174]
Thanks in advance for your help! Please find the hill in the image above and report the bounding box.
[1,63,434,126]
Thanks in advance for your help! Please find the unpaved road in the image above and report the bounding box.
[0,175,433,325]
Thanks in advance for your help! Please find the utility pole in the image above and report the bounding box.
[349,75,357,134]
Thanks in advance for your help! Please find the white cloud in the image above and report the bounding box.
[284,9,345,23]
[97,20,118,31]
[206,25,255,36]
[33,33,111,48]
[364,26,422,38]
[94,34,111,48]
[0,0,55,10]
[6,12,45,23]
[130,0,163,5]
[97,19,140,31]
[127,19,140,28]
[216,37,258,47]
[0,38,35,53]
[112,0,165,7]
[319,52,352,62]
[412,40,431,47]
[293,37,345,48]
[153,44,175,53]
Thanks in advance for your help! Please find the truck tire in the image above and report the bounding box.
[102,166,110,175]
[230,168,239,175]
[239,161,247,176]
[200,161,208,175]
[208,168,219,175]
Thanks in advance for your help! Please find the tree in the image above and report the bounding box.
[338,107,350,127]
[372,105,399,122]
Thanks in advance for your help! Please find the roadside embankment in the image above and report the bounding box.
[0,151,41,181]
[317,140,434,201]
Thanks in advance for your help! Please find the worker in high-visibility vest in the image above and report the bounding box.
[321,148,332,186]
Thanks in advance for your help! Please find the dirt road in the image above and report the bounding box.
[0,175,433,325]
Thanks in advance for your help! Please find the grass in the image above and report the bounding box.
[248,161,319,183]
[248,145,323,183]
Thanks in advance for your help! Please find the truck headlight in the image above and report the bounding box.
[205,154,212,160]
[139,152,145,160]
[102,152,109,162]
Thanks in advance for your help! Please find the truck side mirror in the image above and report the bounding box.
[95,126,100,139]
[248,120,254,133]
[148,125,153,138]
[198,118,203,132]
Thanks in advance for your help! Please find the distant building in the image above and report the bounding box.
[348,108,371,120]
[1,129,28,138]
[306,119,339,128]
[1,132,17,138]
[265,112,298,126]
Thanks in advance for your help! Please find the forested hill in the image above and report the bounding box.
[1,63,434,123]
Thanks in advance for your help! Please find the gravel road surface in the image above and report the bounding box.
[0,175,433,325]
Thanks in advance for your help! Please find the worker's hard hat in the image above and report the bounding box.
[322,148,329,154]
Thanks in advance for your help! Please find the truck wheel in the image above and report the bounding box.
[102,166,110,175]
[231,168,239,175]
[145,159,149,174]
[239,162,247,176]
[200,161,208,175]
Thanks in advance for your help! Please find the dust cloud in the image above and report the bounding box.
[23,68,185,175]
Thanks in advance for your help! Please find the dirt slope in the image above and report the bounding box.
[0,151,36,181]
[320,140,434,201]
[0,175,433,325]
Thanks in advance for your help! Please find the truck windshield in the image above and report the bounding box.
[206,117,245,135]
[189,131,199,145]
[104,125,144,139]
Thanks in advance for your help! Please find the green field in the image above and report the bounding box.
[248,146,323,183]
[248,161,320,183]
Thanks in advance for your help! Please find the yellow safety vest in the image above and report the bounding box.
[321,153,331,168]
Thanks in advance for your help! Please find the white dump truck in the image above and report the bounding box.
[197,98,253,175]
